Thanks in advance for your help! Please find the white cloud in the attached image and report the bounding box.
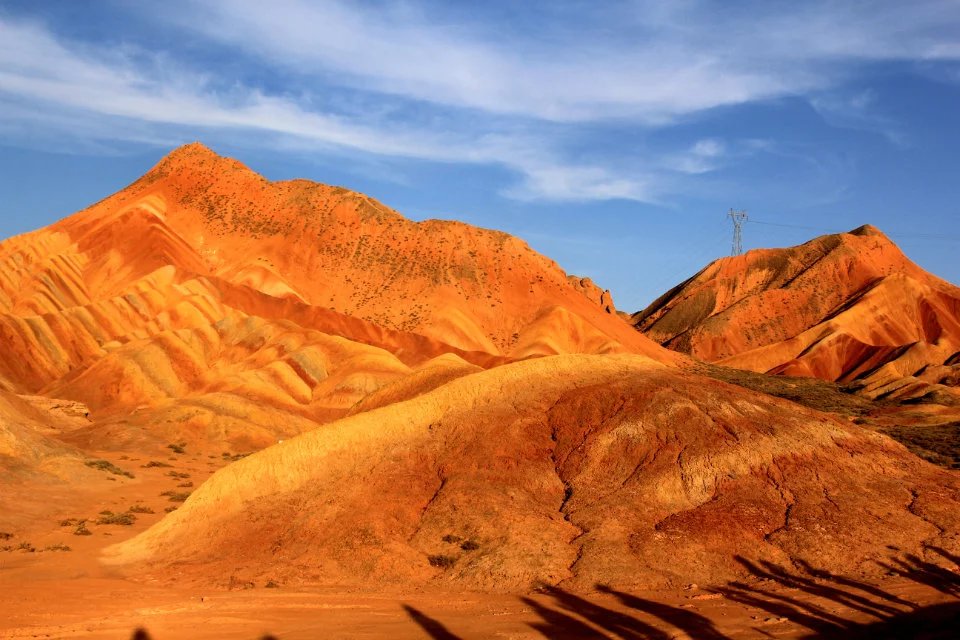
[168,0,960,122]
[0,18,661,202]
[3,1,958,203]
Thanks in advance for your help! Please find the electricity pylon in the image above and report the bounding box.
[728,209,748,256]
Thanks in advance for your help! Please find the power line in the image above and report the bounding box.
[747,218,960,242]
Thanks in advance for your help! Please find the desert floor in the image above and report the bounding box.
[2,449,957,640]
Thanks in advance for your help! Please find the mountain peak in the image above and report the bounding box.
[143,141,251,181]
[849,223,885,238]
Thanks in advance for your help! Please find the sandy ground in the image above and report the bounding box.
[2,450,958,640]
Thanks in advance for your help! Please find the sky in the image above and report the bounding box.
[1,1,959,311]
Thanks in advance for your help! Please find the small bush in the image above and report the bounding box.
[166,471,190,479]
[428,554,457,568]
[59,518,78,527]
[142,460,172,468]
[164,506,178,513]
[265,580,279,588]
[18,541,36,553]
[45,544,71,552]
[168,442,186,454]
[441,534,462,544]
[177,481,194,488]
[460,540,480,552]
[85,459,134,478]
[160,491,191,502]
[74,522,92,536]
[129,505,154,514]
[0,532,12,540]
[96,512,136,526]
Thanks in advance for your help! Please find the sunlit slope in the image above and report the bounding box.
[106,354,960,592]
[635,225,960,399]
[35,142,673,359]
[0,142,681,448]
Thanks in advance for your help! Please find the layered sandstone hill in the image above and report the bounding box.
[1,142,657,356]
[634,225,960,399]
[0,143,678,448]
[105,354,960,592]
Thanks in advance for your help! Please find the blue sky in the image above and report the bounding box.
[1,1,959,311]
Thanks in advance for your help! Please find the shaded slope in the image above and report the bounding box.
[634,225,960,399]
[105,354,960,593]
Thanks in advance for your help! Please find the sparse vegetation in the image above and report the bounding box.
[129,505,155,514]
[17,541,36,553]
[59,518,77,527]
[167,471,191,479]
[96,511,137,526]
[428,554,457,568]
[460,540,480,551]
[160,491,191,502]
[221,452,250,462]
[177,481,194,488]
[168,442,187,454]
[142,460,172,468]
[880,423,960,470]
[44,544,71,552]
[698,364,876,417]
[0,532,12,541]
[265,580,279,588]
[164,506,178,513]
[441,534,461,544]
[85,459,135,478]
[74,522,92,536]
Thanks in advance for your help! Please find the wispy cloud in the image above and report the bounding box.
[169,0,960,122]
[809,89,908,146]
[0,17,669,202]
[1,1,959,203]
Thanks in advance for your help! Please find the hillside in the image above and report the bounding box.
[0,143,680,451]
[634,225,960,400]
[106,354,960,593]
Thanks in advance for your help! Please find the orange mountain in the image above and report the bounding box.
[634,225,960,400]
[0,143,678,449]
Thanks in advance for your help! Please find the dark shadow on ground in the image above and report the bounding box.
[129,631,278,640]
[402,604,463,640]
[708,553,960,639]
[126,550,960,639]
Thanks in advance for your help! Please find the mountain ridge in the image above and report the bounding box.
[633,225,960,400]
